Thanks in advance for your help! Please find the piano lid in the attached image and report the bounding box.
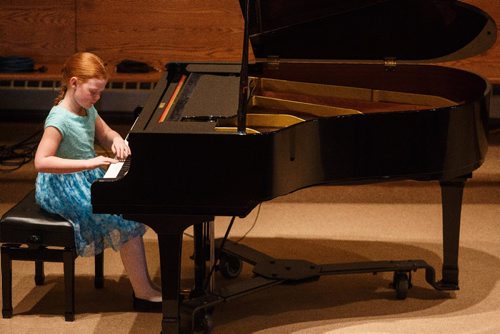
[241,0,497,62]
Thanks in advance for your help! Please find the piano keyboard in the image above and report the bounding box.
[103,157,130,179]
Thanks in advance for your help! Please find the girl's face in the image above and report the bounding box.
[71,77,107,109]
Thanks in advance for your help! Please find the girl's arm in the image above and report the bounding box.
[34,126,117,173]
[95,116,131,160]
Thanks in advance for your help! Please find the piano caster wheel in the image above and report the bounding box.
[392,272,411,300]
[218,252,243,279]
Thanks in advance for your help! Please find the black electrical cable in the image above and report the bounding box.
[179,193,262,286]
[204,215,236,290]
[182,203,261,242]
[234,203,261,244]
[0,130,42,172]
[201,203,262,289]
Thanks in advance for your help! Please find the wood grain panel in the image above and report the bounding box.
[0,0,75,64]
[76,0,246,71]
[1,0,498,85]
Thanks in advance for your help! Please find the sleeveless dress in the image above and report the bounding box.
[35,105,146,256]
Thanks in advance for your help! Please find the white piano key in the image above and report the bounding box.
[103,161,124,179]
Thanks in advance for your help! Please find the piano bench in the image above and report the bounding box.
[0,189,104,322]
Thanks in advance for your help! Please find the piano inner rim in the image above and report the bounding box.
[214,77,458,133]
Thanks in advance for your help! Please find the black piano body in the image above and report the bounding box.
[93,61,491,215]
[92,0,495,332]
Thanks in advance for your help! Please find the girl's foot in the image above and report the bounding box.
[132,293,162,312]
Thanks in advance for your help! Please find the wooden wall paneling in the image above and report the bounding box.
[0,0,75,64]
[76,0,245,71]
[0,0,497,84]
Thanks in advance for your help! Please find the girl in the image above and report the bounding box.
[34,52,161,311]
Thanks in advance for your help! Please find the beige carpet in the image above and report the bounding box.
[0,121,499,334]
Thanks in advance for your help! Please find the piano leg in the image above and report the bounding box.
[157,232,183,333]
[124,214,213,334]
[439,175,468,289]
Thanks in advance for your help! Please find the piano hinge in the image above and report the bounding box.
[384,57,397,71]
[265,55,280,70]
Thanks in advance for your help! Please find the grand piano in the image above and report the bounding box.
[92,0,496,333]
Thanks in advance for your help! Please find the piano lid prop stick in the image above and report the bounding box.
[237,0,250,134]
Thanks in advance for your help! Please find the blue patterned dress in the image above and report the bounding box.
[35,105,145,256]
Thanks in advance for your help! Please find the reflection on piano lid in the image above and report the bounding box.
[243,0,496,62]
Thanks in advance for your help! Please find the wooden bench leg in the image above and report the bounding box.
[1,245,13,318]
[95,252,104,289]
[1,244,104,321]
[63,249,75,322]
[35,259,45,285]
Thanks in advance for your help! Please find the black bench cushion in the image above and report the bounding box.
[0,189,75,247]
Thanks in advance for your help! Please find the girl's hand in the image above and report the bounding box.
[88,155,119,169]
[111,137,131,161]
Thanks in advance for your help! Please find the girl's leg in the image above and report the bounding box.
[120,236,162,301]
